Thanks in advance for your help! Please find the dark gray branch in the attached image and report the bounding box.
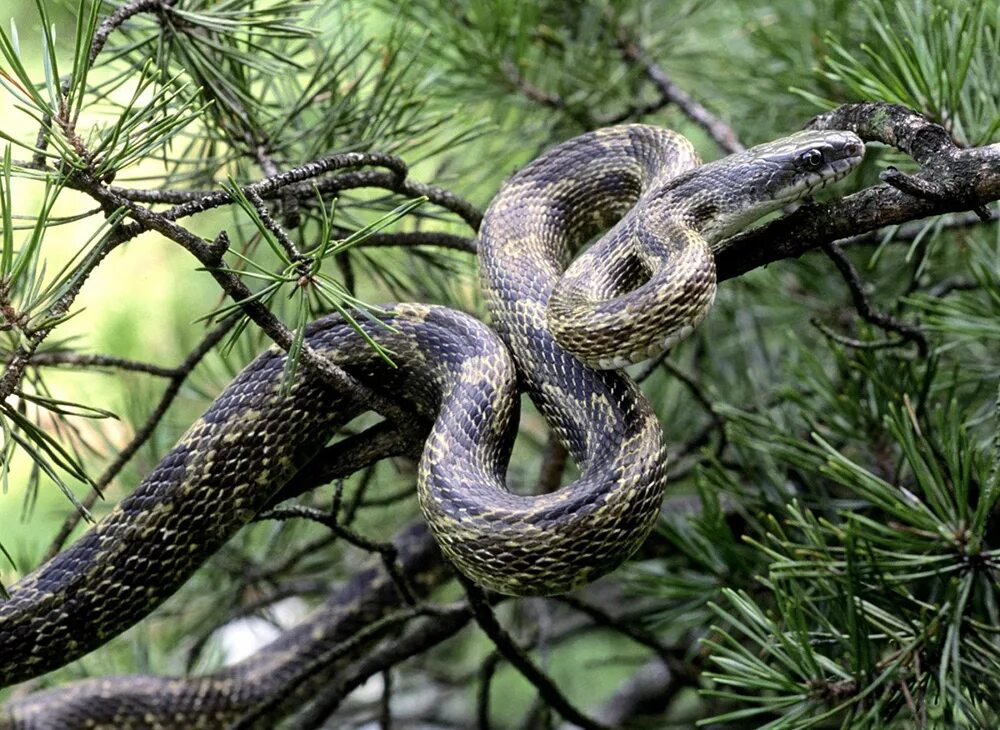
[89,0,177,64]
[716,103,1000,282]
[614,29,744,154]
[460,579,611,730]
[819,241,929,355]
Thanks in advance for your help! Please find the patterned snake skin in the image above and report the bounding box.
[0,124,864,727]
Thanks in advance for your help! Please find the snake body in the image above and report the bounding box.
[0,124,864,725]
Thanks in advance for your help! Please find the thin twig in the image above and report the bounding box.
[614,29,744,154]
[460,578,611,730]
[838,208,997,249]
[556,596,676,664]
[499,60,594,129]
[244,187,307,265]
[331,228,476,253]
[24,352,179,377]
[281,170,484,231]
[257,504,419,606]
[252,140,302,230]
[477,651,502,730]
[107,170,481,232]
[0,222,128,404]
[296,607,473,730]
[89,0,176,64]
[42,315,238,560]
[812,320,909,352]
[597,96,674,126]
[820,241,929,356]
[379,669,393,730]
[926,275,980,298]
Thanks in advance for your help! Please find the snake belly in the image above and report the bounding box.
[0,123,865,708]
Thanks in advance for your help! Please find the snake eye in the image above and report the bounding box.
[800,149,825,170]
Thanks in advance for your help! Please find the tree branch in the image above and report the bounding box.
[715,103,1000,281]
[819,240,929,356]
[460,579,611,730]
[89,0,177,64]
[614,28,744,154]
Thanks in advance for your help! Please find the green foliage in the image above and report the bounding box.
[811,0,1000,145]
[700,397,1000,727]
[202,182,421,388]
[643,286,1000,727]
[908,243,1000,347]
[0,0,459,527]
[0,0,101,163]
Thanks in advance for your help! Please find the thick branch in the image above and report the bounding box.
[109,168,483,233]
[716,104,1000,281]
[273,422,424,505]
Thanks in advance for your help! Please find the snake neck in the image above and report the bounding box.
[480,125,690,440]
[651,128,866,242]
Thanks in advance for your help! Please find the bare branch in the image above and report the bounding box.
[460,579,611,730]
[274,422,424,505]
[108,167,483,233]
[819,241,929,356]
[295,607,473,729]
[614,29,744,154]
[89,0,177,64]
[22,352,178,378]
[715,103,1000,282]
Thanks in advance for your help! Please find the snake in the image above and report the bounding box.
[0,124,864,727]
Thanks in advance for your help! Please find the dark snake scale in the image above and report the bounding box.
[0,124,865,727]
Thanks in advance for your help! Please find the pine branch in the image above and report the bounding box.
[460,578,611,730]
[715,103,1000,281]
[613,26,744,154]
[819,240,929,356]
[89,0,177,65]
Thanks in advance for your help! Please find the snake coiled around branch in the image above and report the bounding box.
[0,124,864,727]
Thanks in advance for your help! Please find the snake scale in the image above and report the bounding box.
[0,124,864,727]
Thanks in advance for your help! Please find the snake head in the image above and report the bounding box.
[694,129,865,240]
[751,129,865,199]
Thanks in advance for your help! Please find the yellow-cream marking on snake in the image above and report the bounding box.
[1,125,863,726]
